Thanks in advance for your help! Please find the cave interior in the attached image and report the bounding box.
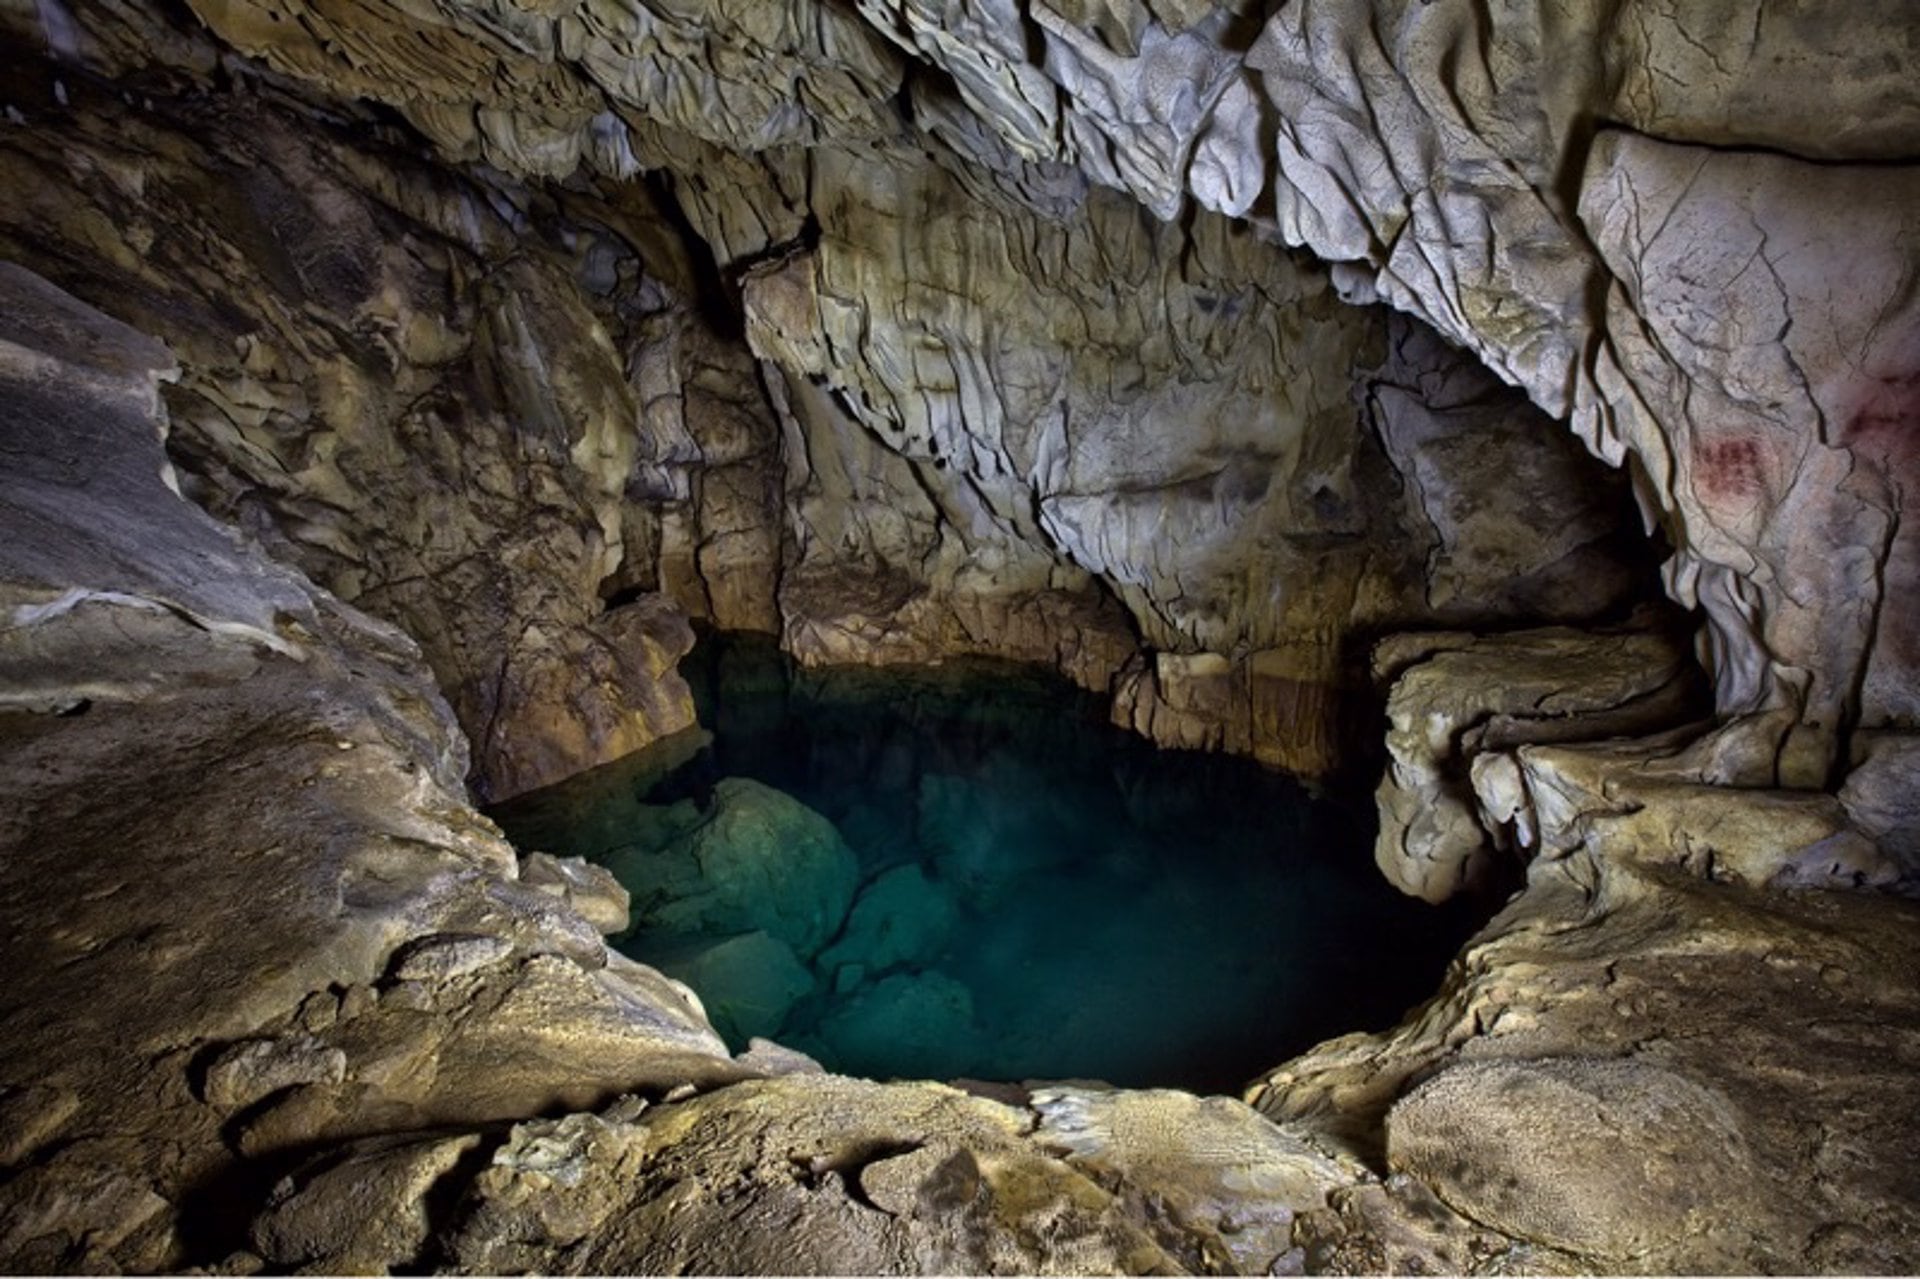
[1,0,1918,1274]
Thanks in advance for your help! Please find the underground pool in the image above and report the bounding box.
[491,634,1481,1095]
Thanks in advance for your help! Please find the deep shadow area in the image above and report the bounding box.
[494,634,1482,1094]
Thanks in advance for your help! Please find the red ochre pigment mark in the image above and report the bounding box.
[1692,435,1768,505]
[1845,371,1920,674]
[1843,370,1920,472]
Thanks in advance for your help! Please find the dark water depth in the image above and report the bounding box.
[492,634,1479,1094]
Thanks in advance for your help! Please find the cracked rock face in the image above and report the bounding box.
[40,0,1920,789]
[0,51,792,800]
[30,0,1662,776]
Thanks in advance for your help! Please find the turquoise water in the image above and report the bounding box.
[493,635,1477,1094]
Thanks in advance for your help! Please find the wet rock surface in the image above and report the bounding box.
[605,777,862,958]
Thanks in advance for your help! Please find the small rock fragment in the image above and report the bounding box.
[600,1094,651,1125]
[521,851,631,935]
[858,1145,978,1218]
[0,1084,80,1165]
[736,1037,826,1077]
[391,933,514,982]
[297,990,339,1034]
[203,1036,348,1109]
[337,984,376,1022]
[251,1133,481,1270]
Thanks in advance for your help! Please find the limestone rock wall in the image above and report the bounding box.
[7,4,1920,1274]
[176,0,905,174]
[0,264,744,1269]
[0,33,792,800]
[23,0,1666,781]
[848,0,1920,785]
[271,0,1906,791]
[739,141,1413,724]
[710,124,1646,770]
[29,0,1912,798]
[24,0,1913,804]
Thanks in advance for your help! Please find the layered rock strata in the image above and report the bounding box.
[1371,614,1710,903]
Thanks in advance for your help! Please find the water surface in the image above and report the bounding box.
[493,634,1476,1093]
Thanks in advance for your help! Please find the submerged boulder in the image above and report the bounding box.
[642,931,816,1044]
[918,760,1085,901]
[606,778,859,959]
[817,864,961,979]
[812,971,980,1082]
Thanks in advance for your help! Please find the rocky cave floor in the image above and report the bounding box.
[5,0,1920,1273]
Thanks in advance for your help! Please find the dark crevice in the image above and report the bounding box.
[598,581,655,612]
[411,1129,512,1274]
[1590,115,1920,171]
[641,170,745,340]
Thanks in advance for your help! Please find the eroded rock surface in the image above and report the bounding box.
[1371,614,1709,902]
[1251,812,1920,1274]
[173,0,1919,782]
[0,42,774,800]
[0,267,743,1269]
[5,0,1920,1274]
[11,0,1666,781]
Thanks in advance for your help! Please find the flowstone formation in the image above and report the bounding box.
[2,0,1919,1274]
[141,0,1920,782]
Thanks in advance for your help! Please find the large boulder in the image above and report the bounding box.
[440,1077,1179,1275]
[606,779,860,959]
[810,972,981,1082]
[643,931,816,1044]
[817,864,962,979]
[1387,1058,1768,1266]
